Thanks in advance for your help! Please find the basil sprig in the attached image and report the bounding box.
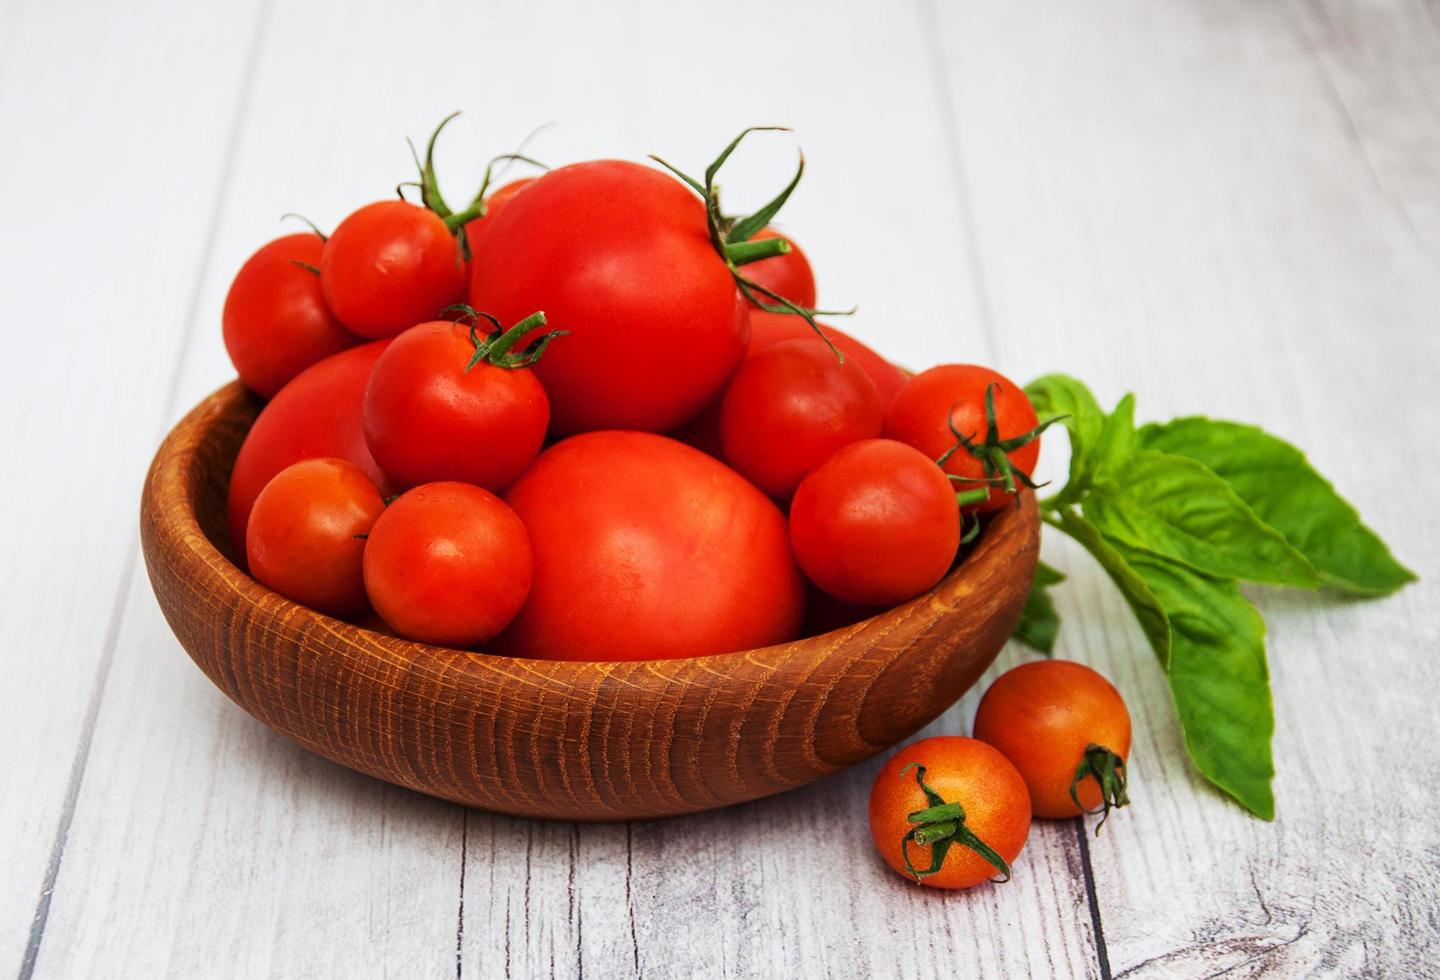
[1019,375,1415,819]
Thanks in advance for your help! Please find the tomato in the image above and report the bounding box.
[497,431,804,661]
[363,481,532,647]
[244,458,383,616]
[884,365,1043,514]
[321,200,466,338]
[222,233,357,398]
[973,661,1132,823]
[462,177,536,250]
[719,337,882,499]
[741,227,816,309]
[869,736,1031,889]
[362,314,552,491]
[468,160,748,434]
[227,340,395,557]
[748,310,908,408]
[789,439,960,605]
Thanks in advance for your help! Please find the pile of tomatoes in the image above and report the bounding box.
[222,119,1050,658]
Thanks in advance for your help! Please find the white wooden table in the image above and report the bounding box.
[4,1,1437,976]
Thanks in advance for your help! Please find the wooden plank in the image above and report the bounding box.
[0,0,265,972]
[928,0,1440,974]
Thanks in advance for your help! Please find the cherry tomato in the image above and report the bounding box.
[363,315,551,491]
[741,227,816,309]
[973,660,1132,823]
[884,365,1043,514]
[497,431,804,661]
[869,736,1031,889]
[362,482,532,647]
[462,177,536,250]
[469,160,748,434]
[245,458,383,617]
[227,340,396,558]
[719,337,882,499]
[222,233,357,398]
[789,439,960,606]
[321,200,466,338]
[748,310,908,408]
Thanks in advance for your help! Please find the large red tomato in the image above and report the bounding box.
[468,161,748,434]
[226,340,394,557]
[223,233,358,398]
[497,431,804,661]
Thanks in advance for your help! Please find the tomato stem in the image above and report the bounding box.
[1070,743,1130,834]
[897,763,1012,884]
[937,383,1068,506]
[444,306,567,372]
[724,236,791,266]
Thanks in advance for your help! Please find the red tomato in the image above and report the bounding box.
[468,160,748,434]
[741,227,816,309]
[497,431,804,661]
[321,200,466,338]
[974,661,1133,822]
[462,177,536,250]
[719,337,882,499]
[227,340,395,557]
[789,439,960,606]
[748,311,907,408]
[362,318,549,490]
[222,233,358,398]
[245,458,383,616]
[363,482,532,647]
[884,365,1042,514]
[869,736,1031,889]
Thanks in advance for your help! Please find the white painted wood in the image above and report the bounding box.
[928,0,1440,975]
[0,0,265,971]
[3,0,1437,976]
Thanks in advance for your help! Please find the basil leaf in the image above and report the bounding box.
[1083,450,1322,588]
[1110,542,1276,820]
[1013,560,1064,654]
[1140,418,1416,596]
[1024,375,1107,497]
[1092,393,1137,476]
[1053,510,1170,665]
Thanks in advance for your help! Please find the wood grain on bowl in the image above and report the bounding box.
[140,382,1039,821]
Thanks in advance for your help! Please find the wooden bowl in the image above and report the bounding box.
[141,382,1039,821]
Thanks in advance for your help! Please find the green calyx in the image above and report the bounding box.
[442,305,567,371]
[937,383,1067,507]
[649,127,854,362]
[401,113,548,260]
[898,763,1012,885]
[1070,743,1130,834]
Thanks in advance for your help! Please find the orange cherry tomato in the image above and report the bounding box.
[973,660,1132,823]
[869,736,1031,889]
[244,458,384,617]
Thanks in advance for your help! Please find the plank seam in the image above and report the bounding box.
[1075,818,1113,980]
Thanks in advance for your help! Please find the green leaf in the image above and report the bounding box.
[1013,561,1065,654]
[1092,393,1137,475]
[1139,418,1416,596]
[1084,450,1322,588]
[1110,542,1276,820]
[1052,510,1170,665]
[1024,375,1107,495]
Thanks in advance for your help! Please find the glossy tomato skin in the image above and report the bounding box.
[748,310,908,408]
[321,200,466,339]
[869,736,1031,890]
[720,337,883,499]
[468,160,748,434]
[245,458,384,617]
[223,234,358,398]
[226,340,395,558]
[789,439,960,606]
[497,431,805,661]
[362,482,532,647]
[742,227,816,309]
[884,365,1041,514]
[973,661,1132,819]
[362,320,548,491]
